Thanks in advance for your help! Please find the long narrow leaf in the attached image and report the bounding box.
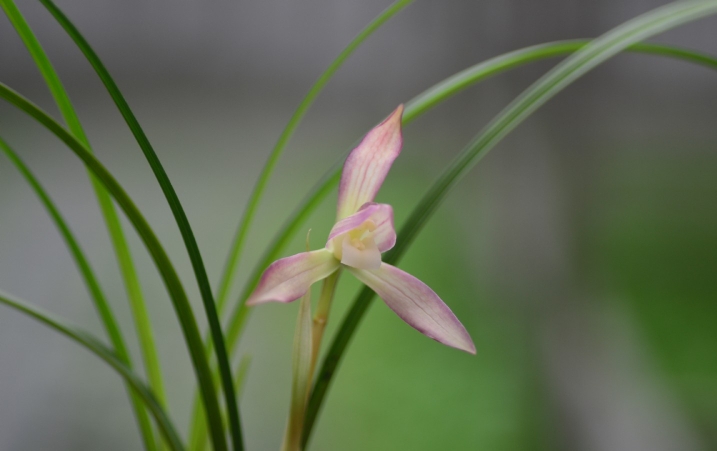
[302,1,717,446]
[403,40,717,122]
[0,6,165,446]
[0,290,184,451]
[36,1,243,448]
[188,354,253,451]
[222,38,717,369]
[0,84,228,451]
[0,137,156,450]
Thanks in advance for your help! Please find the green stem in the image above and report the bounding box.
[36,1,243,448]
[0,83,228,451]
[0,137,157,451]
[310,271,341,377]
[302,2,717,448]
[0,290,184,451]
[0,1,163,448]
[281,289,314,451]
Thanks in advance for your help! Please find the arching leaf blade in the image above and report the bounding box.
[0,3,165,445]
[0,137,157,450]
[0,290,184,451]
[0,83,228,451]
[37,1,243,447]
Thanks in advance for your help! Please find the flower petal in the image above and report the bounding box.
[246,249,340,306]
[336,105,403,220]
[326,202,396,253]
[348,264,475,354]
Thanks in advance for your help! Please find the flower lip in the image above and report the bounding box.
[340,232,382,269]
[326,202,396,254]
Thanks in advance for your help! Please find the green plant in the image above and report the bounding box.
[1,1,715,450]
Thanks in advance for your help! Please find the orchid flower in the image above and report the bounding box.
[247,105,475,354]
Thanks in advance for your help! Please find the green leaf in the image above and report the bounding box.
[0,2,163,448]
[0,137,157,450]
[303,1,717,447]
[0,83,228,451]
[0,6,165,448]
[36,1,243,448]
[188,355,253,451]
[0,290,184,451]
[403,39,717,123]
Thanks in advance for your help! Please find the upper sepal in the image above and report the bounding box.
[336,105,403,220]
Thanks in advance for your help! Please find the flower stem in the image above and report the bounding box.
[281,288,314,451]
[310,270,341,378]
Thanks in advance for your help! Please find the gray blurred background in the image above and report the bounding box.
[1,0,716,450]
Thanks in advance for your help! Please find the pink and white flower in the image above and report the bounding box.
[247,105,475,354]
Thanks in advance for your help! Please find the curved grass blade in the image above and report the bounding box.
[302,1,717,447]
[221,39,717,370]
[36,1,243,448]
[404,39,717,122]
[0,290,184,451]
[0,137,156,451]
[0,84,228,451]
[0,4,166,440]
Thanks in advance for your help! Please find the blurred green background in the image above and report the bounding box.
[1,0,716,450]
